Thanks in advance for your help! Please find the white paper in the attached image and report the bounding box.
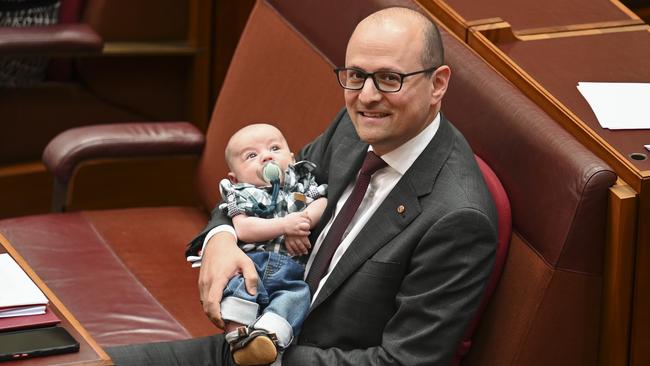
[0,305,46,318]
[0,253,48,316]
[577,82,650,130]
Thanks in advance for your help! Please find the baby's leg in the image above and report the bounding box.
[229,328,278,366]
[223,252,276,366]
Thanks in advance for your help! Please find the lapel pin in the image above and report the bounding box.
[397,205,406,214]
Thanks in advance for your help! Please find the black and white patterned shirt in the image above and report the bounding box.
[219,160,327,256]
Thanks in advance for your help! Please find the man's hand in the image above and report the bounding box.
[283,211,311,236]
[198,232,258,330]
[285,234,311,256]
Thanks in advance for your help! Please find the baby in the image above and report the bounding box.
[218,123,326,366]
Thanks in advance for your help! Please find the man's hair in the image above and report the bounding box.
[421,14,444,69]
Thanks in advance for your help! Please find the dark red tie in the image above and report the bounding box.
[306,151,387,294]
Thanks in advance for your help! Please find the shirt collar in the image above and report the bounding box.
[370,113,441,175]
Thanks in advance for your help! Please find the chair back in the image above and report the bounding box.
[194,1,344,208]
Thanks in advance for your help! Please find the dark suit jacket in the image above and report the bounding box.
[187,108,497,366]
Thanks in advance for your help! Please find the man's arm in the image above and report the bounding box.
[198,231,259,329]
[185,204,231,257]
[187,205,259,328]
[295,108,348,179]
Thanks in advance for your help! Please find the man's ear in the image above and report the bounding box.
[291,152,295,163]
[431,65,451,104]
[227,172,238,184]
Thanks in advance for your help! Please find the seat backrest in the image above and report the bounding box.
[195,1,344,207]
[198,1,617,364]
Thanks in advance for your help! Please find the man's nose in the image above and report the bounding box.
[358,77,382,103]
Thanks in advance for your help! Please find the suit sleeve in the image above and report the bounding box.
[284,208,497,366]
[184,204,233,257]
[296,107,348,180]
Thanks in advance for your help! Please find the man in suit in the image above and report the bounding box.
[108,6,497,366]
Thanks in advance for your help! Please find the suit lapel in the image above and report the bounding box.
[311,135,367,240]
[310,116,456,310]
[328,135,368,205]
[311,180,421,308]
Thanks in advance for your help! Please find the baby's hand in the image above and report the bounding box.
[285,235,311,256]
[283,211,311,236]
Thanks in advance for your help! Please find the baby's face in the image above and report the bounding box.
[227,124,294,186]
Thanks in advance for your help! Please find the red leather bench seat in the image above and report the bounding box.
[0,207,214,346]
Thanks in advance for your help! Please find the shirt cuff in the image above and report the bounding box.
[185,225,237,267]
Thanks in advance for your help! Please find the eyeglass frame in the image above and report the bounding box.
[334,66,438,93]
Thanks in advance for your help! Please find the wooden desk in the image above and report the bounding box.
[0,234,112,366]
[461,26,650,172]
[421,0,643,40]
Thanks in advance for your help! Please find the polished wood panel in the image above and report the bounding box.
[602,182,638,366]
[0,163,52,219]
[630,178,650,366]
[188,0,215,131]
[419,0,642,40]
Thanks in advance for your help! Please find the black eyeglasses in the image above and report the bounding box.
[334,66,438,93]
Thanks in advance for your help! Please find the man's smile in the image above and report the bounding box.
[359,111,390,119]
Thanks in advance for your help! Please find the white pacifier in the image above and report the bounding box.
[259,161,282,183]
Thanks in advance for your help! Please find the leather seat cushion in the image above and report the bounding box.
[0,206,217,346]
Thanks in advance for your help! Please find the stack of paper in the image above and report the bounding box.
[577,82,650,130]
[0,253,48,318]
